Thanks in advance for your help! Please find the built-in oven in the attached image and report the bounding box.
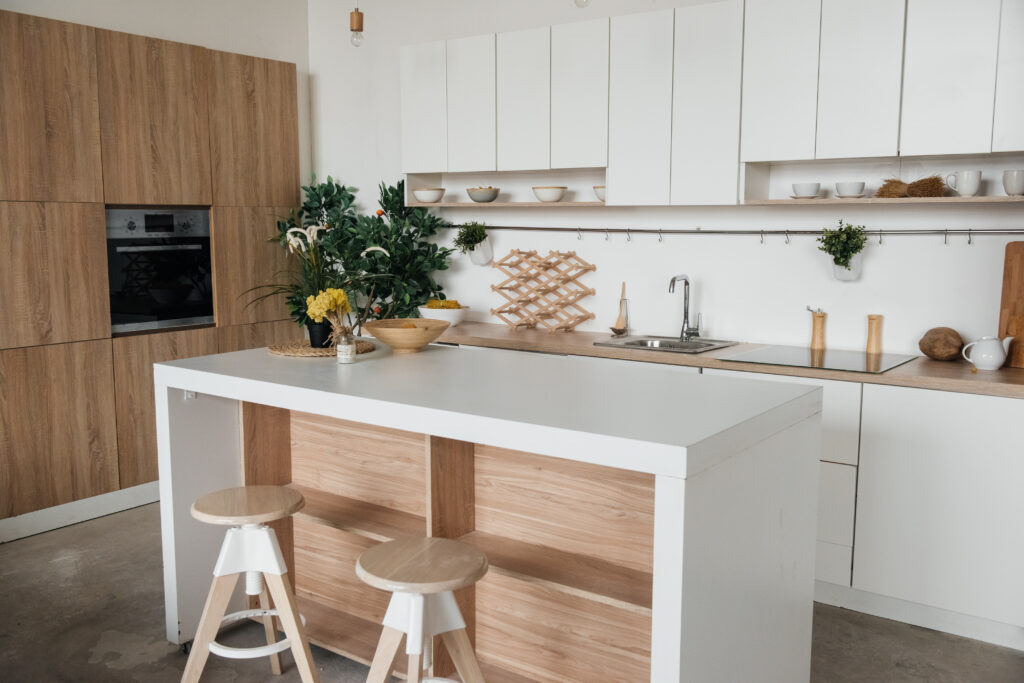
[106,208,213,334]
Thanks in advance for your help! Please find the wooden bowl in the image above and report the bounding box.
[363,318,450,354]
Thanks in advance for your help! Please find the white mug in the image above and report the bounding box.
[1003,170,1024,196]
[946,171,981,197]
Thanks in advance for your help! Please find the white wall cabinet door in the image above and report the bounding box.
[551,17,609,169]
[854,384,1024,627]
[670,0,743,205]
[993,0,1024,153]
[816,0,905,159]
[497,26,550,171]
[740,0,821,162]
[400,41,446,173]
[447,34,496,172]
[900,0,1001,157]
[607,9,675,206]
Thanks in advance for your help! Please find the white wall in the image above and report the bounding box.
[325,1,1020,354]
[0,0,313,182]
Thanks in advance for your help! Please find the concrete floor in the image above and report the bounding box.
[1,504,1022,682]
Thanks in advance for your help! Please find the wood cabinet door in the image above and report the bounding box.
[551,17,609,170]
[400,40,447,174]
[96,30,212,205]
[607,10,675,206]
[217,320,299,354]
[993,0,1024,153]
[816,0,905,159]
[670,0,743,205]
[900,0,1001,156]
[113,327,218,488]
[0,202,111,350]
[209,52,300,206]
[211,206,293,326]
[0,340,118,518]
[0,11,102,202]
[497,26,550,171]
[740,0,821,162]
[446,34,497,173]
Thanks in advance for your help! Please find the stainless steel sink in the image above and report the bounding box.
[594,336,738,354]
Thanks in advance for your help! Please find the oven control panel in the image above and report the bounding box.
[105,208,210,239]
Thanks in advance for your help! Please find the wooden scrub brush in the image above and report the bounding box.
[907,175,946,197]
[875,179,908,198]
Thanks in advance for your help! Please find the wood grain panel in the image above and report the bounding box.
[295,596,408,677]
[0,340,118,518]
[475,571,651,682]
[290,413,426,516]
[113,327,218,488]
[209,51,299,206]
[0,11,102,202]
[293,515,391,624]
[292,485,424,542]
[217,320,300,353]
[0,202,110,350]
[242,402,293,574]
[96,30,212,205]
[999,242,1024,368]
[211,206,293,326]
[475,445,655,573]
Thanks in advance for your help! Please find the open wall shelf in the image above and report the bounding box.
[408,200,606,208]
[745,195,1024,206]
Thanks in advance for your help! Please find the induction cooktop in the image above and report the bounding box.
[719,345,916,374]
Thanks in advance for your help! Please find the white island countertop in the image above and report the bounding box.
[155,344,821,479]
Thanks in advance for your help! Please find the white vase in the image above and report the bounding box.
[832,252,863,281]
[469,236,493,266]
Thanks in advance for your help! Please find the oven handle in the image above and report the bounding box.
[114,244,204,253]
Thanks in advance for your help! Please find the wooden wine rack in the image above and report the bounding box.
[490,249,596,332]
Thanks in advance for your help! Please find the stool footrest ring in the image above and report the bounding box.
[207,608,305,660]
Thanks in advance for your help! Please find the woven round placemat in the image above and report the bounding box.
[267,340,376,357]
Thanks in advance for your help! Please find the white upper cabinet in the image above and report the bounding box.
[816,0,905,159]
[900,0,1001,157]
[993,0,1024,153]
[400,41,446,174]
[446,34,496,172]
[607,10,675,206]
[741,0,821,162]
[497,27,550,171]
[670,0,744,205]
[551,18,609,169]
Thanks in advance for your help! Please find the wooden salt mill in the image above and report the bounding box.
[866,314,883,354]
[809,307,826,367]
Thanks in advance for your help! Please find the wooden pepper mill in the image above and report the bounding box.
[809,308,826,351]
[866,314,883,355]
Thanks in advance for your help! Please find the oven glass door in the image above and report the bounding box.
[107,236,213,333]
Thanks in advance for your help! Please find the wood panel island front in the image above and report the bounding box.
[155,344,822,682]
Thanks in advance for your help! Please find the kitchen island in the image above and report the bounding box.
[156,344,822,682]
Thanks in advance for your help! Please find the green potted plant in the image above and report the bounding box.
[454,221,491,265]
[818,219,867,281]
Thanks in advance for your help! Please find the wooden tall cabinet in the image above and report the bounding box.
[209,51,300,207]
[0,11,103,202]
[96,30,212,205]
[0,340,119,518]
[0,202,110,350]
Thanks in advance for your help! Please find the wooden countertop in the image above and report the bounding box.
[439,322,1024,400]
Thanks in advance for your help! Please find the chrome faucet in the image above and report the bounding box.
[668,274,701,341]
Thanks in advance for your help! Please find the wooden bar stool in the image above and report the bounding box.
[182,485,320,683]
[357,537,488,683]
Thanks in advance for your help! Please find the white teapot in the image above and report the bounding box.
[962,336,1014,370]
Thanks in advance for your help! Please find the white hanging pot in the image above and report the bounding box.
[832,251,863,281]
[468,236,493,266]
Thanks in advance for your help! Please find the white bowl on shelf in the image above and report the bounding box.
[532,186,567,203]
[417,305,469,326]
[412,188,445,203]
[792,182,820,198]
[593,185,606,201]
[466,187,499,203]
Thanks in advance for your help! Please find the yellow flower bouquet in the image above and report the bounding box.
[305,288,354,347]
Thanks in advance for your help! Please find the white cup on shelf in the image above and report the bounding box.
[792,182,820,198]
[1003,170,1024,196]
[946,170,981,197]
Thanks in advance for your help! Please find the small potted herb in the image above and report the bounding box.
[454,221,492,265]
[818,219,867,281]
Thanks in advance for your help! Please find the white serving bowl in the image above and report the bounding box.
[418,305,469,326]
[835,181,865,197]
[412,187,445,203]
[532,186,567,202]
[792,182,820,198]
[466,187,499,203]
[593,185,606,201]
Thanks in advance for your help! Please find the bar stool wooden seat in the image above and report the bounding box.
[182,485,319,683]
[358,537,488,683]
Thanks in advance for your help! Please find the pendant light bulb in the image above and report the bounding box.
[350,6,364,47]
[350,31,364,47]
[573,0,591,7]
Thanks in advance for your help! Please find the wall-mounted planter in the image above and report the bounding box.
[832,252,863,282]
[469,236,494,266]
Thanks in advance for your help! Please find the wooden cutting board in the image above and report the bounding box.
[998,242,1024,368]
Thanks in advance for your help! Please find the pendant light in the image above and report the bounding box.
[350,6,364,47]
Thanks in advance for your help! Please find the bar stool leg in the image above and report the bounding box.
[264,572,321,683]
[367,627,404,683]
[182,573,240,683]
[441,629,485,683]
[257,584,283,675]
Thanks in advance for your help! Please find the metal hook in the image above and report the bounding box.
[605,228,610,241]
[577,227,583,241]
[658,229,664,243]
[878,230,883,245]
[785,230,791,245]
[626,228,631,242]
[944,229,949,245]
[760,230,765,245]
[968,229,973,245]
